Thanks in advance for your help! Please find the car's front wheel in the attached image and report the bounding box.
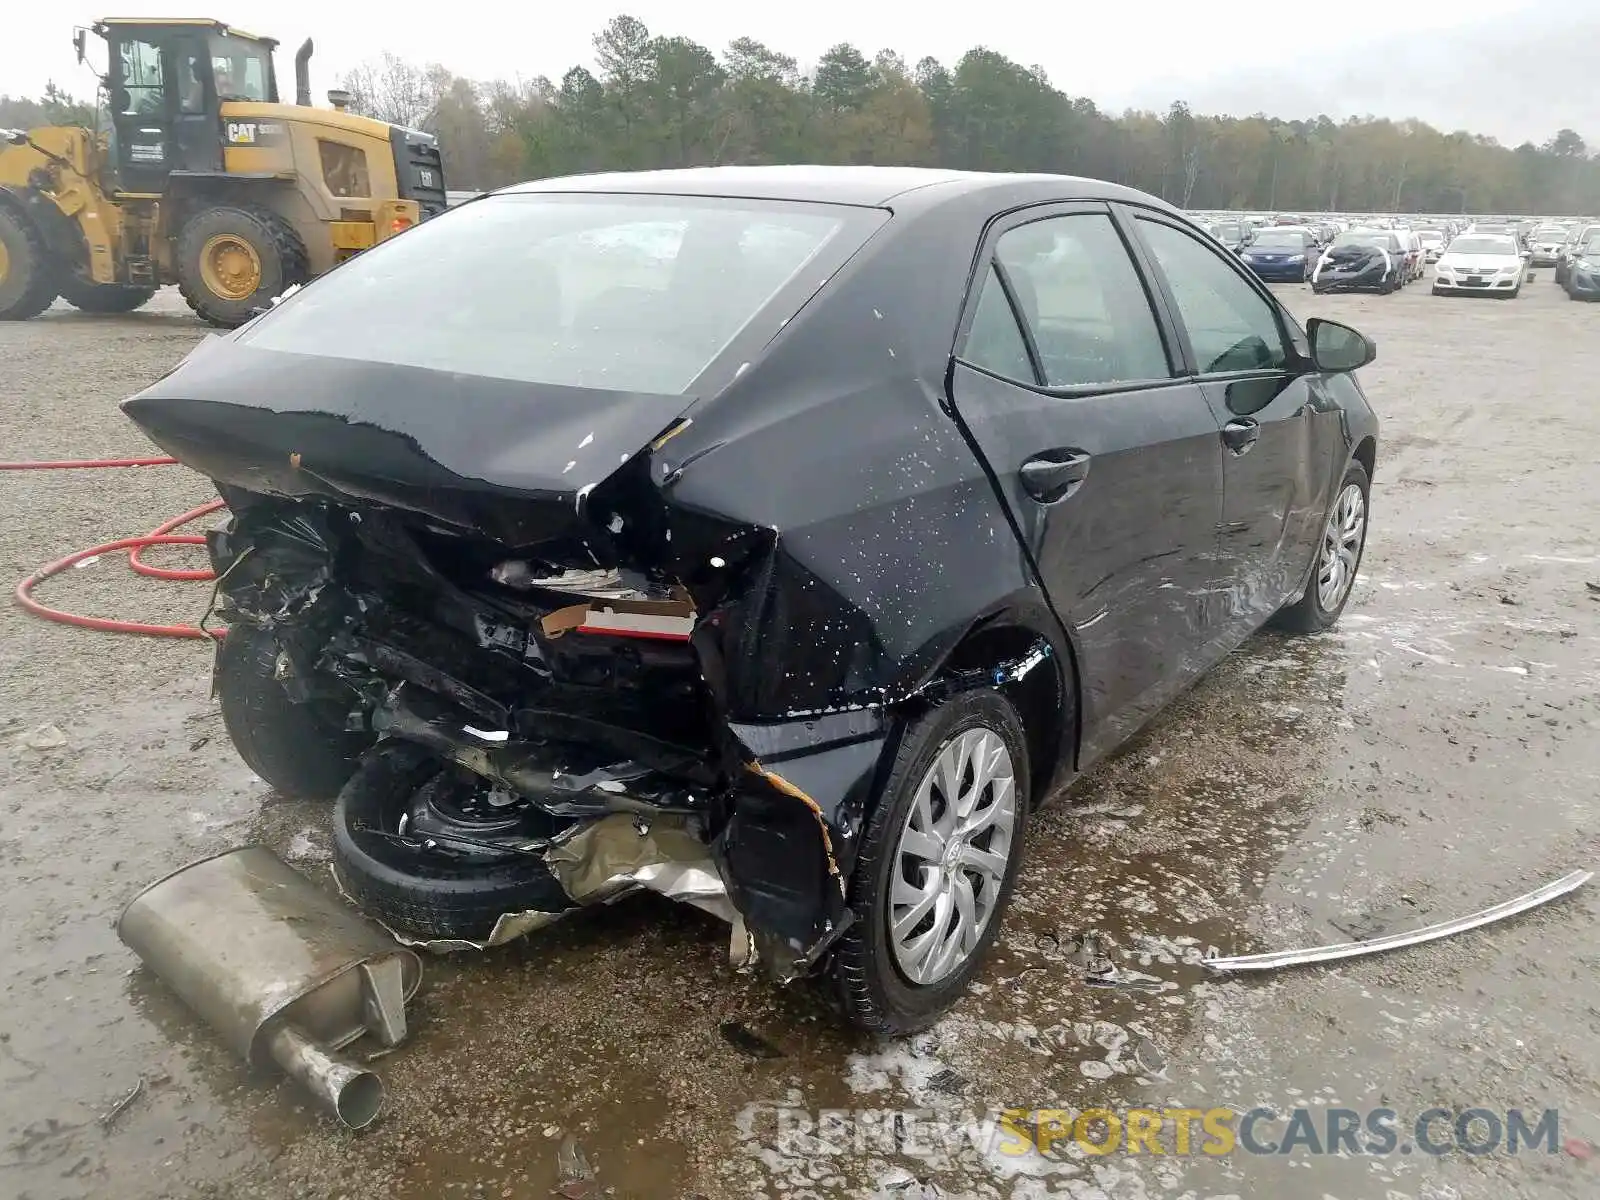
[1278,461,1370,633]
[833,690,1031,1034]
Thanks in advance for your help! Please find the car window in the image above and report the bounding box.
[993,213,1171,387]
[960,264,1036,383]
[1136,218,1289,375]
[240,194,884,394]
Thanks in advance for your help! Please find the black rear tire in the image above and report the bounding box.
[833,690,1031,1034]
[177,204,308,328]
[0,206,58,320]
[333,741,575,943]
[58,278,157,314]
[215,625,371,798]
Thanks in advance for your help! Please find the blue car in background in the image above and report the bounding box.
[1239,227,1318,282]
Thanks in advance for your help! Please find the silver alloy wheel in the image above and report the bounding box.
[1316,481,1367,611]
[888,726,1017,986]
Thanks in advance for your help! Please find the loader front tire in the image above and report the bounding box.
[58,278,157,314]
[177,204,308,328]
[0,206,58,321]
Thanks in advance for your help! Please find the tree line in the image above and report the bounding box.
[5,16,1596,215]
[339,16,1596,215]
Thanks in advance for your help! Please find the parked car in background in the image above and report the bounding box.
[1239,226,1319,281]
[1208,219,1252,252]
[1415,230,1446,262]
[1432,233,1527,298]
[1312,230,1406,293]
[1526,226,1569,266]
[1554,224,1600,286]
[1562,228,1600,301]
[1393,230,1426,281]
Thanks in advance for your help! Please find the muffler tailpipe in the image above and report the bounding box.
[268,1024,384,1129]
[118,846,421,1130]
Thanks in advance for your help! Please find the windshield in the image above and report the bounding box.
[1251,231,1304,247]
[1212,223,1242,238]
[209,34,273,101]
[1417,232,1443,243]
[1448,236,1518,256]
[1331,232,1388,249]
[239,193,881,394]
[1532,228,1567,240]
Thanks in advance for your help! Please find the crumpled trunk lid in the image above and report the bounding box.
[122,341,690,549]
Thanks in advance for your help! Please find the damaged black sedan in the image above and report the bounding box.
[123,167,1380,1033]
[1310,229,1406,294]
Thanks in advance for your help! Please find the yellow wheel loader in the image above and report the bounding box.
[0,18,446,326]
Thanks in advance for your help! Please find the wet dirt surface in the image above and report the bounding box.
[1,281,1597,1199]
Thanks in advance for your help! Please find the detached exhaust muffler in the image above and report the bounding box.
[117,846,422,1129]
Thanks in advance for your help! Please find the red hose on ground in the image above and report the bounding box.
[3,457,226,640]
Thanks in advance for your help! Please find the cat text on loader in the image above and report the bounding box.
[0,18,445,326]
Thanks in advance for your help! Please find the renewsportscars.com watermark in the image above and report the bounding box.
[743,1104,1577,1161]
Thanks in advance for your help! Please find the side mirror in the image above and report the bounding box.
[1307,317,1376,373]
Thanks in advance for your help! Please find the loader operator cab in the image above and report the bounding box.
[97,18,278,193]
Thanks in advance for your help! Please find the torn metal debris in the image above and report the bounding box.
[1205,868,1592,973]
[99,1077,145,1129]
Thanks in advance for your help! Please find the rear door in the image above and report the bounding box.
[1128,210,1340,643]
[947,203,1226,762]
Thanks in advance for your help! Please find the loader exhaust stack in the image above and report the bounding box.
[294,38,314,106]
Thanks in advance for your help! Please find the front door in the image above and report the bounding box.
[1129,213,1341,643]
[109,32,175,192]
[947,204,1226,763]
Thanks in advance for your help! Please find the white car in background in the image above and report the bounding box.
[1432,234,1527,298]
[1415,230,1446,262]
[1527,225,1570,266]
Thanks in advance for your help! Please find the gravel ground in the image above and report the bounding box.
[1,279,1597,1200]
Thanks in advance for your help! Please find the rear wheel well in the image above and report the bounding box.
[1352,436,1376,483]
[941,625,1075,804]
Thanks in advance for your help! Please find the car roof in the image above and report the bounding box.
[499,165,1166,211]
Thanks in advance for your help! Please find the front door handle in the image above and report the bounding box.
[1222,419,1260,455]
[1019,450,1092,502]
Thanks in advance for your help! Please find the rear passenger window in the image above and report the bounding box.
[1136,218,1290,374]
[995,213,1171,387]
[961,264,1036,383]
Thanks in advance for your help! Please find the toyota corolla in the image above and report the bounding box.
[123,167,1380,1033]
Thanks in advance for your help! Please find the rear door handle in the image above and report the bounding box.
[1019,450,1092,502]
[1222,419,1260,455]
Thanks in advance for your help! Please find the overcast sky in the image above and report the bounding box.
[3,1,1594,147]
